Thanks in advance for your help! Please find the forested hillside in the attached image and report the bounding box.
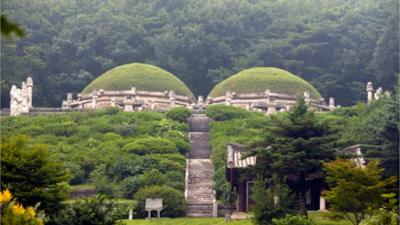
[1,0,398,107]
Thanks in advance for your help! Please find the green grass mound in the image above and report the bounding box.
[82,63,193,97]
[208,67,322,99]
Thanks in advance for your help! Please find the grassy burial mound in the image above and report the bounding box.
[82,63,194,97]
[208,67,322,99]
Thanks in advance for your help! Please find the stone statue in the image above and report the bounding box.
[10,77,33,116]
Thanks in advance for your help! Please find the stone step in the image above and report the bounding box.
[186,113,214,218]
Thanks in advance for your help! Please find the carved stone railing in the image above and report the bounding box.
[206,90,332,113]
[63,88,194,111]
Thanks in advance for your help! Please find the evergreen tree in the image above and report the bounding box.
[253,98,337,215]
[1,135,70,216]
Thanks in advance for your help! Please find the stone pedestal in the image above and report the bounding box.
[319,196,326,211]
[367,82,374,103]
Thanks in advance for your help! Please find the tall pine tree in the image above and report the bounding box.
[253,98,337,215]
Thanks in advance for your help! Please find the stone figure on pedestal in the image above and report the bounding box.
[10,77,33,116]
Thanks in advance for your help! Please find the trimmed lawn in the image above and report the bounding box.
[122,213,351,225]
[123,218,251,225]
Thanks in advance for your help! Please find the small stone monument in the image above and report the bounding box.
[128,208,133,220]
[145,198,163,219]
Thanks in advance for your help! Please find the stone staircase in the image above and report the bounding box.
[186,113,215,217]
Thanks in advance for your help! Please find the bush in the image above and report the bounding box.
[360,208,399,225]
[122,137,178,155]
[272,214,314,225]
[1,189,44,225]
[251,176,293,225]
[166,107,191,123]
[134,185,187,218]
[47,195,124,225]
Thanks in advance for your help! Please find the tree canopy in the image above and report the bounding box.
[1,0,398,107]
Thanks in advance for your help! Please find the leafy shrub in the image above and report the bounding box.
[252,177,294,225]
[1,189,44,225]
[137,169,168,189]
[119,176,141,198]
[272,214,314,225]
[47,195,124,225]
[122,137,178,155]
[1,111,188,201]
[166,107,191,123]
[134,185,187,218]
[360,208,399,225]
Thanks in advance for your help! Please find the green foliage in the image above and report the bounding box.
[272,214,315,225]
[82,63,193,96]
[0,135,70,216]
[1,189,44,225]
[166,107,192,123]
[1,0,397,107]
[360,208,399,225]
[208,105,269,199]
[122,137,178,155]
[323,159,397,225]
[332,93,399,179]
[253,98,337,214]
[0,15,24,37]
[252,176,294,225]
[134,185,187,218]
[209,67,321,98]
[1,110,189,200]
[47,195,124,225]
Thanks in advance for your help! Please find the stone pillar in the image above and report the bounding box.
[264,89,271,103]
[131,87,136,95]
[304,92,310,104]
[91,91,98,109]
[367,82,374,103]
[169,90,176,108]
[110,98,116,107]
[374,87,382,100]
[198,95,204,108]
[274,195,279,206]
[150,100,155,110]
[20,82,29,113]
[10,85,18,116]
[267,106,276,114]
[329,97,335,111]
[225,91,232,106]
[213,197,218,218]
[319,196,327,211]
[26,77,33,108]
[66,93,73,109]
[124,97,134,112]
[77,94,82,109]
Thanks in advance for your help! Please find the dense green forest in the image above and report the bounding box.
[1,0,398,107]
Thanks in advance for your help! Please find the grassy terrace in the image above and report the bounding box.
[122,212,351,225]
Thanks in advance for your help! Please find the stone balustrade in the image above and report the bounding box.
[62,88,194,111]
[206,90,332,113]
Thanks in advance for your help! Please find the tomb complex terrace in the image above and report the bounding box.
[6,63,388,116]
